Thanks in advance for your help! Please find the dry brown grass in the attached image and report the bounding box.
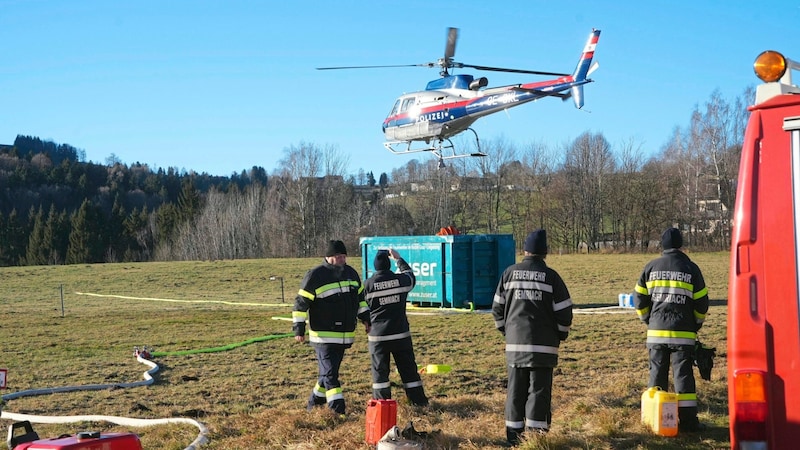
[0,253,730,449]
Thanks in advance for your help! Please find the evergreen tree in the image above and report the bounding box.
[124,206,151,261]
[177,177,202,223]
[155,203,180,247]
[66,200,104,264]
[0,211,7,265]
[77,173,90,197]
[249,166,268,186]
[2,210,26,266]
[25,206,47,265]
[107,197,127,263]
[44,205,69,265]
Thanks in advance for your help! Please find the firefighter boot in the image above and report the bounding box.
[506,427,524,446]
[678,406,706,432]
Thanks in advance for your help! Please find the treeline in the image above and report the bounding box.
[0,135,261,265]
[0,88,749,266]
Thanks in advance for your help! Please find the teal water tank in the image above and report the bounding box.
[359,234,515,308]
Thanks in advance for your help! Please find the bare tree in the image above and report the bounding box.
[547,170,578,253]
[457,138,518,233]
[523,141,559,236]
[274,143,327,256]
[606,138,646,250]
[162,142,356,260]
[162,185,270,260]
[390,159,424,186]
[659,125,698,245]
[563,132,615,251]
[629,156,678,251]
[659,88,749,249]
[499,140,558,250]
[688,90,733,247]
[265,180,292,257]
[693,88,751,248]
[397,158,452,235]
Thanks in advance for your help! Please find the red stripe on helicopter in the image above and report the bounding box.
[518,77,574,91]
[581,34,599,58]
[417,99,472,114]
[385,99,473,122]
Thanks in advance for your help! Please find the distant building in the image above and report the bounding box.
[448,177,485,191]
[299,175,344,184]
[353,184,380,196]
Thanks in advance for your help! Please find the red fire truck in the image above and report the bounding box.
[728,50,800,449]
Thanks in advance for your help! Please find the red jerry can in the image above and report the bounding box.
[365,399,397,445]
[13,430,142,450]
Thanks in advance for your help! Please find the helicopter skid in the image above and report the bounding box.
[383,140,484,160]
[383,128,485,161]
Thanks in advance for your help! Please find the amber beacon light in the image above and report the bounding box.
[754,50,787,83]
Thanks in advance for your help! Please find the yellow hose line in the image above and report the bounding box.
[74,291,289,307]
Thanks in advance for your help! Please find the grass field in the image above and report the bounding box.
[0,252,730,449]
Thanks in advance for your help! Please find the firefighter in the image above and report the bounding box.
[292,239,371,415]
[492,229,573,445]
[364,249,428,406]
[634,227,709,432]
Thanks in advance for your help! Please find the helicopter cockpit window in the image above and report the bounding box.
[400,97,415,113]
[389,100,400,116]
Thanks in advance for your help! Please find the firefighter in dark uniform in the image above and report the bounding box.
[492,229,573,445]
[364,249,429,406]
[634,227,709,432]
[292,239,371,415]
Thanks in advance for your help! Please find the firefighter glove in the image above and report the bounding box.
[693,340,716,381]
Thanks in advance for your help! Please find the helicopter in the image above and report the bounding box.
[318,28,601,166]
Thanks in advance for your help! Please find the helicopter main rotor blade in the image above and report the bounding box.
[316,63,431,70]
[460,63,570,77]
[445,27,458,60]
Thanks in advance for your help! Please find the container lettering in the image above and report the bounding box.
[411,262,437,276]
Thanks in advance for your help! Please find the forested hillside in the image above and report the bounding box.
[0,89,749,267]
[0,135,238,265]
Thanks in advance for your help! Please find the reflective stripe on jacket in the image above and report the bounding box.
[292,260,369,346]
[633,249,709,346]
[492,256,573,367]
[365,258,415,340]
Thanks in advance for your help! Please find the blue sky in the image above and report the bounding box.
[2,1,798,178]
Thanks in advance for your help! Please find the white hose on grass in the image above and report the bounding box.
[0,355,209,450]
[574,306,636,314]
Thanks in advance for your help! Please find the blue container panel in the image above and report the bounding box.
[360,234,515,309]
[361,237,449,307]
[469,240,501,308]
[449,235,515,308]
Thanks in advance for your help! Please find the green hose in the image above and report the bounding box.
[151,333,294,357]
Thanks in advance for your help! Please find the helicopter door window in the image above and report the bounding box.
[400,98,415,113]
